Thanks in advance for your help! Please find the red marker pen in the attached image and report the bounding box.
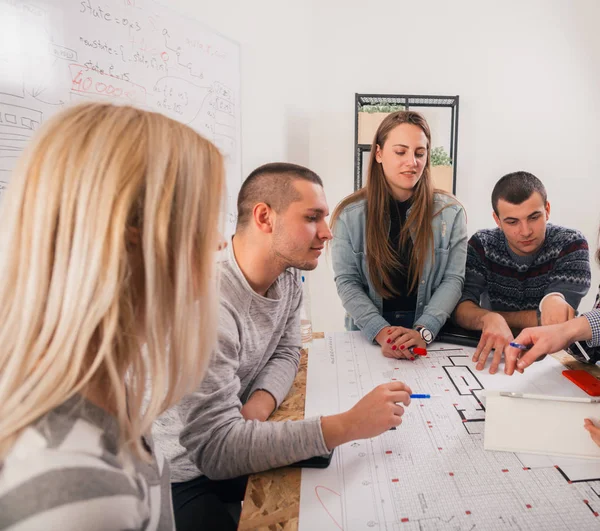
[412,347,427,356]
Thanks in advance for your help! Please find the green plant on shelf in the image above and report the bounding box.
[430,146,452,167]
[359,104,405,113]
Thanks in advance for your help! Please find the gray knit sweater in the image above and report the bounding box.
[152,243,329,481]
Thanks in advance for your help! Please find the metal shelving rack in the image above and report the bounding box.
[354,93,460,192]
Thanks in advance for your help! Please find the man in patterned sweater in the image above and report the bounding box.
[454,171,591,373]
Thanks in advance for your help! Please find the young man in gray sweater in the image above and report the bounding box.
[153,163,413,530]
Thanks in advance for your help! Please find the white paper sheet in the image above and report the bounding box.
[299,332,600,531]
[485,390,600,458]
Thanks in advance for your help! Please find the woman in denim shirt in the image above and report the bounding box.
[331,111,468,359]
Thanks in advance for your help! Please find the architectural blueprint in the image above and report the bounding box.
[299,332,600,531]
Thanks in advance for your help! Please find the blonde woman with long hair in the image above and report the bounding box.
[331,111,468,359]
[0,103,223,530]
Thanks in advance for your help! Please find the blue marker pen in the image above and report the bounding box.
[509,342,532,350]
[410,394,431,399]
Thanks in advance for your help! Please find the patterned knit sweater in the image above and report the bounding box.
[459,224,591,312]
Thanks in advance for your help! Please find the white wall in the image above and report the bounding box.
[177,0,600,332]
[307,0,600,332]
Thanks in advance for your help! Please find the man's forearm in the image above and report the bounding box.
[455,301,538,331]
[454,301,490,330]
[496,310,537,330]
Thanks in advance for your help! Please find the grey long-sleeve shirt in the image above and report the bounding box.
[152,243,329,481]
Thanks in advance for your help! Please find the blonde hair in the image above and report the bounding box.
[0,102,224,460]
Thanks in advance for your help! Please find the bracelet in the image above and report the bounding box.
[538,292,565,312]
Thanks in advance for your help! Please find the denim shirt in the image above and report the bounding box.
[331,193,468,343]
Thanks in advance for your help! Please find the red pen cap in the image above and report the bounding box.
[412,347,427,356]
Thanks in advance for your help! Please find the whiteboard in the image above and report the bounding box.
[0,0,242,235]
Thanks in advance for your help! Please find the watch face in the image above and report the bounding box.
[421,329,433,343]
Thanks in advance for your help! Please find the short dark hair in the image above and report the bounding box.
[236,162,324,229]
[491,171,547,215]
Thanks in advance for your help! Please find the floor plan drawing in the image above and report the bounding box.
[300,332,600,531]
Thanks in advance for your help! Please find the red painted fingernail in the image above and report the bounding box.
[386,338,391,343]
[400,345,405,350]
[410,357,415,361]
[412,347,427,356]
[387,329,392,334]
[392,345,397,350]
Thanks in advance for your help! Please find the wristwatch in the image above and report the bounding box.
[415,325,433,345]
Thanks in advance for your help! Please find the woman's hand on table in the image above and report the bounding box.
[375,326,425,360]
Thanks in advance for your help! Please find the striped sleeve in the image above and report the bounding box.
[1,397,173,531]
[0,452,148,530]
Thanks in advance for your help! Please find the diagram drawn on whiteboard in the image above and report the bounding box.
[0,0,241,233]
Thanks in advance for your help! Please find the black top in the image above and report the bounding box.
[382,197,418,313]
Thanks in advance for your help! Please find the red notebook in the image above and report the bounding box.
[562,370,600,397]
